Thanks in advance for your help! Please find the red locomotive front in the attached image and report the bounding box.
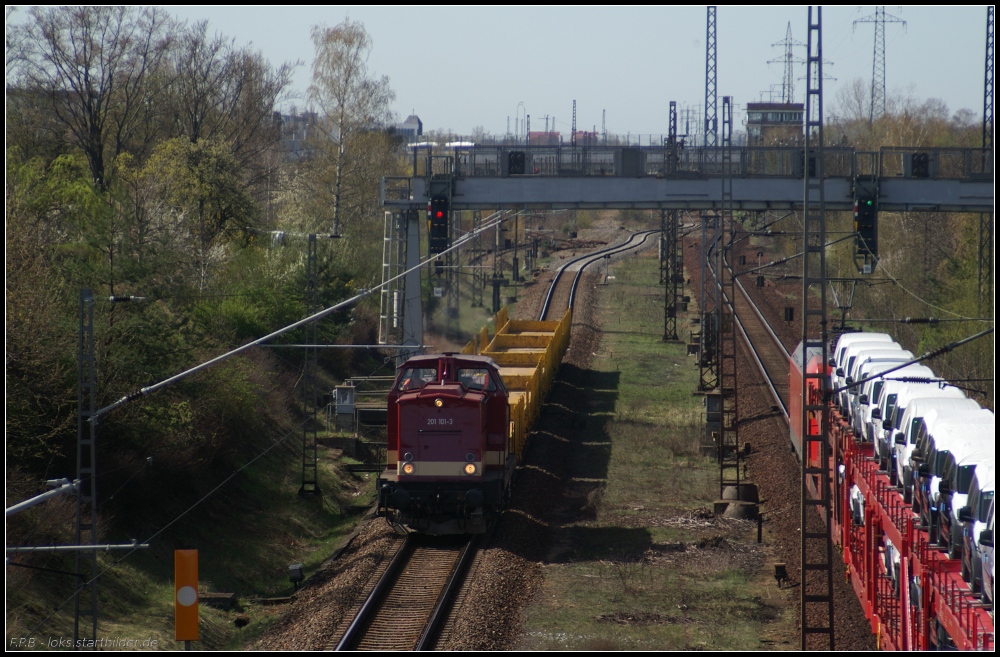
[379,354,510,534]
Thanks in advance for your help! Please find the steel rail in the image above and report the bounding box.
[539,230,658,321]
[334,535,412,651]
[709,249,790,418]
[335,535,477,652]
[568,231,659,312]
[415,537,478,651]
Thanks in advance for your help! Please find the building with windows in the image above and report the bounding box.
[397,114,423,141]
[745,102,803,146]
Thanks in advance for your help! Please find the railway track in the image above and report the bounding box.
[706,248,791,418]
[728,260,791,417]
[539,230,658,321]
[329,234,657,652]
[332,535,476,651]
[712,234,885,650]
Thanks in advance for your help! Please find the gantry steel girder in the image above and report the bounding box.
[383,170,991,213]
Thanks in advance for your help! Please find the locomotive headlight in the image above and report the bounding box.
[403,452,414,462]
[463,463,477,475]
[435,398,444,408]
[402,463,415,475]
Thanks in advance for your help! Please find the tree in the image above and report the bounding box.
[5,7,28,78]
[13,6,175,191]
[823,85,994,407]
[307,19,395,234]
[143,137,259,291]
[5,153,97,470]
[470,125,491,143]
[167,21,297,178]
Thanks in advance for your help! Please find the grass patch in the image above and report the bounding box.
[517,246,795,650]
[6,441,376,650]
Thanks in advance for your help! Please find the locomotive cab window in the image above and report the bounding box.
[398,367,438,391]
[457,367,496,391]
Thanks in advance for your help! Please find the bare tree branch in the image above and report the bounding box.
[14,7,175,190]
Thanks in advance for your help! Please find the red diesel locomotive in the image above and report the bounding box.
[378,354,512,534]
[377,307,571,535]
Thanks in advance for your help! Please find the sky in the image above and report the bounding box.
[11,6,992,139]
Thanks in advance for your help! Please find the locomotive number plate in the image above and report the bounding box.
[426,418,454,426]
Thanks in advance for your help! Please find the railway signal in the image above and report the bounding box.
[508,151,526,175]
[854,194,878,257]
[853,176,880,275]
[427,195,449,273]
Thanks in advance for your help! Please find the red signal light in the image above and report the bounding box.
[429,196,448,222]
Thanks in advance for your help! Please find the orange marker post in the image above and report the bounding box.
[174,550,199,645]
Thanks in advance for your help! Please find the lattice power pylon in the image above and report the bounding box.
[697,7,720,392]
[666,100,679,174]
[661,103,683,342]
[985,6,994,152]
[980,6,994,313]
[471,210,486,308]
[662,209,682,342]
[660,207,668,286]
[445,210,460,340]
[854,6,906,124]
[492,211,505,313]
[704,6,718,152]
[769,22,806,104]
[800,6,834,649]
[75,289,98,643]
[718,96,740,498]
[299,234,321,497]
[571,100,577,147]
